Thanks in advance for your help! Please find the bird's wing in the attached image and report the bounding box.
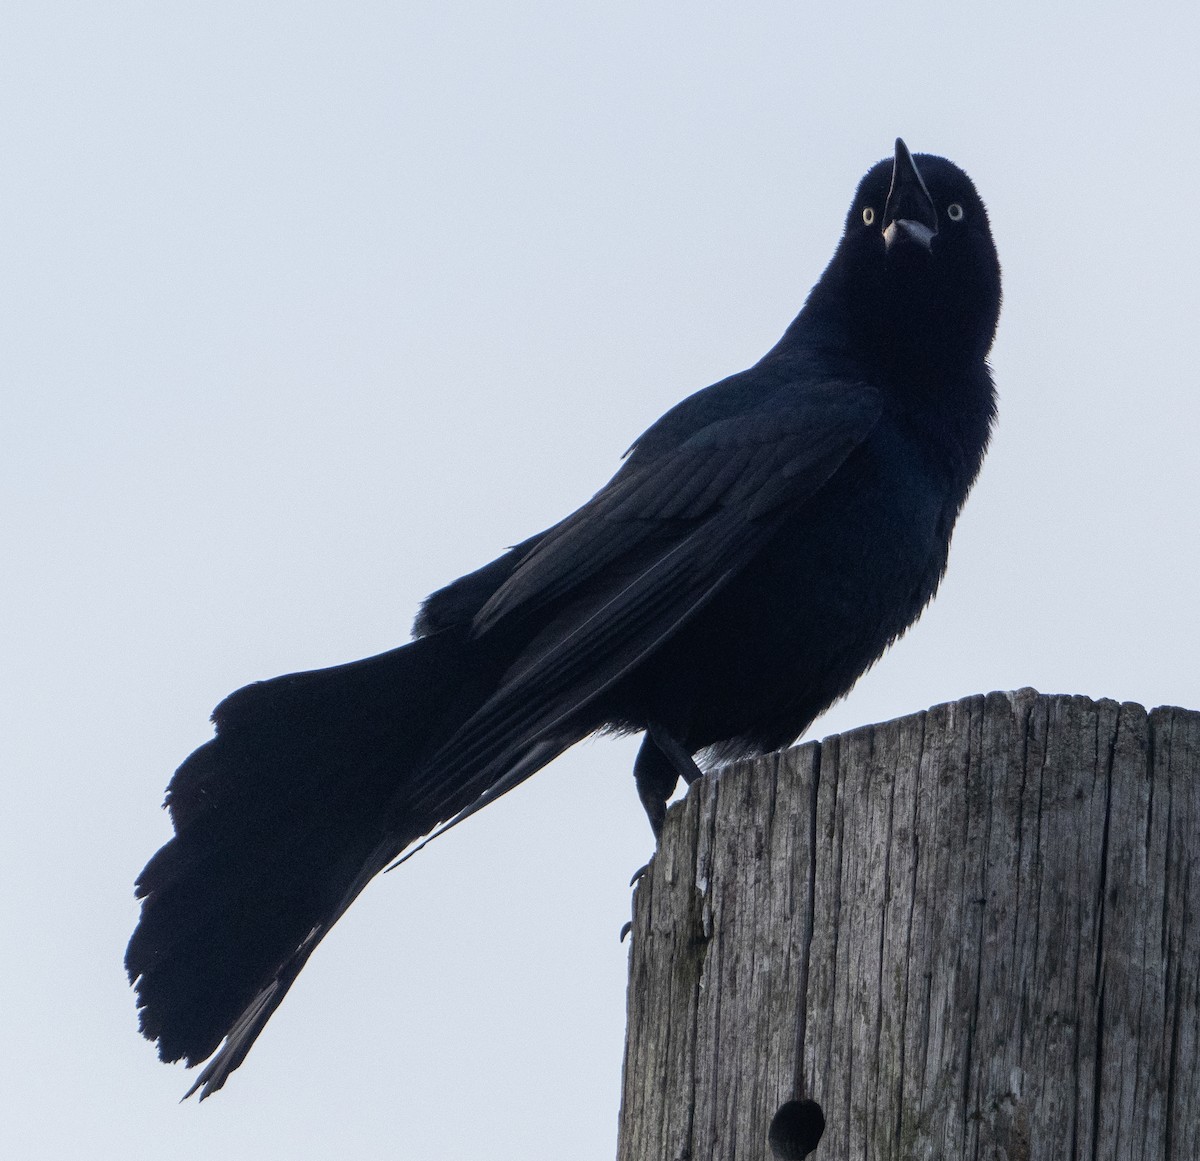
[478,379,881,629]
[408,380,881,816]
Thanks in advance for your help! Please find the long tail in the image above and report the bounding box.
[125,627,535,1098]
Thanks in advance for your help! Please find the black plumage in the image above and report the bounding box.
[127,139,1001,1097]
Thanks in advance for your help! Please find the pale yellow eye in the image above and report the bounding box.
[861,206,875,226]
[947,203,964,221]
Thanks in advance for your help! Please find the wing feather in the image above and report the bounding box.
[421,381,882,797]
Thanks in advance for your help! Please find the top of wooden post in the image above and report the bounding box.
[618,689,1199,1161]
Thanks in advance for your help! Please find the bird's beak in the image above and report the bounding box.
[882,138,938,252]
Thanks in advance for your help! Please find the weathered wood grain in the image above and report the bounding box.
[616,690,1199,1160]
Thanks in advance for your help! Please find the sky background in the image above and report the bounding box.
[3,2,1198,1158]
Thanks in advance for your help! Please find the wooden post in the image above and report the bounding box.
[617,689,1199,1160]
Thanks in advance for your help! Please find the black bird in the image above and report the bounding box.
[127,139,1001,1098]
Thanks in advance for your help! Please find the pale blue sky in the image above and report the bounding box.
[3,3,1198,1158]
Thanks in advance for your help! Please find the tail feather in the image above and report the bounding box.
[126,629,505,1091]
[181,829,400,1100]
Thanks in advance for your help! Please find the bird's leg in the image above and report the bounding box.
[633,735,676,841]
[647,723,704,785]
[633,726,704,839]
[625,728,705,941]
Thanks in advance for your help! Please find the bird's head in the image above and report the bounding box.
[822,139,1002,378]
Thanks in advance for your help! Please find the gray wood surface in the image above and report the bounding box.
[616,690,1199,1160]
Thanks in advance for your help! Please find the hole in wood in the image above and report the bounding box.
[768,1098,825,1159]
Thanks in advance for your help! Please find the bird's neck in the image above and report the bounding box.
[767,283,996,488]
[774,278,989,390]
